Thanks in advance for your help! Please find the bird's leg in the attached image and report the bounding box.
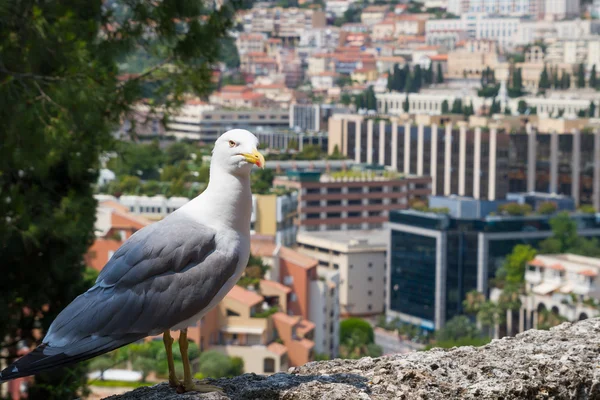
[177,328,223,393]
[163,331,179,388]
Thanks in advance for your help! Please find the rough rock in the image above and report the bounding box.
[105,318,600,399]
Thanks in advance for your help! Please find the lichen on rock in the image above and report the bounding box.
[105,318,600,399]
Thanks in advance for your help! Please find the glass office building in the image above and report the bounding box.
[387,206,600,331]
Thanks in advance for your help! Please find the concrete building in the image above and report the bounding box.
[253,128,328,152]
[166,104,289,142]
[544,0,581,20]
[289,103,351,133]
[297,230,387,317]
[252,191,298,246]
[447,39,499,79]
[250,238,340,359]
[545,38,600,69]
[360,5,388,26]
[309,267,340,358]
[328,115,600,207]
[520,254,600,332]
[241,7,326,45]
[426,14,522,50]
[236,32,267,55]
[447,0,536,15]
[273,169,431,232]
[387,203,600,331]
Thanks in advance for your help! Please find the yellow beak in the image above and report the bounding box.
[242,148,265,169]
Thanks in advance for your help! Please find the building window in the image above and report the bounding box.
[348,187,362,193]
[307,200,320,207]
[264,358,276,373]
[226,308,240,317]
[307,188,320,194]
[368,277,372,282]
[370,199,383,205]
[327,212,341,218]
[368,305,372,311]
[284,275,294,285]
[328,187,342,194]
[350,264,353,269]
[333,263,339,270]
[348,211,361,218]
[348,199,362,206]
[328,200,342,206]
[369,186,383,193]
[368,211,380,217]
[291,293,297,302]
[307,213,320,219]
[368,291,372,296]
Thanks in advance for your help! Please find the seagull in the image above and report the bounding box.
[0,129,265,393]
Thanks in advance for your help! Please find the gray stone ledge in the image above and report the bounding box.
[105,318,600,399]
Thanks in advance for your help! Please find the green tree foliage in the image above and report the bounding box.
[497,202,532,216]
[477,84,500,98]
[219,37,241,69]
[451,98,463,114]
[340,93,352,106]
[109,141,164,180]
[197,351,244,378]
[436,63,444,83]
[463,102,475,117]
[539,65,551,90]
[577,63,586,88]
[328,144,345,160]
[402,93,410,112]
[539,212,600,256]
[498,244,537,287]
[489,97,501,115]
[538,201,558,215]
[0,0,238,396]
[590,65,598,90]
[339,318,378,358]
[590,101,597,118]
[435,316,479,342]
[166,142,192,165]
[354,86,377,110]
[251,168,275,195]
[441,99,450,114]
[508,68,524,97]
[517,100,528,115]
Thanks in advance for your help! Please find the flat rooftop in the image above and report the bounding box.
[297,229,387,248]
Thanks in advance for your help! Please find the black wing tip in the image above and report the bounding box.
[0,344,52,383]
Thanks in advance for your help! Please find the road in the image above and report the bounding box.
[374,327,424,355]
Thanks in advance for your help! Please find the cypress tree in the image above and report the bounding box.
[436,63,444,83]
[577,63,586,88]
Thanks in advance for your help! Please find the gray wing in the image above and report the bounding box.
[0,214,239,382]
[47,214,239,344]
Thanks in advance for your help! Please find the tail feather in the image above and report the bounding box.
[0,334,144,383]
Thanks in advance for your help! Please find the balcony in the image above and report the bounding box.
[525,270,542,284]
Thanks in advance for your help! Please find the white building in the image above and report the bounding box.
[296,230,388,317]
[426,14,521,50]
[513,19,600,46]
[116,195,189,219]
[544,0,581,20]
[545,38,600,69]
[309,267,340,358]
[519,254,600,333]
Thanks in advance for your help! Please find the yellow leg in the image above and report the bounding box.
[163,331,179,388]
[178,328,222,393]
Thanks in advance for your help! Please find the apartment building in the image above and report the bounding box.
[241,7,326,44]
[253,129,329,152]
[309,267,340,358]
[250,237,340,359]
[329,115,600,207]
[447,0,535,15]
[252,191,298,246]
[166,104,289,142]
[360,5,388,26]
[544,0,581,19]
[426,14,521,50]
[297,230,387,317]
[195,283,315,374]
[518,254,600,330]
[387,200,600,331]
[545,38,600,68]
[273,169,431,232]
[235,32,267,55]
[447,39,499,79]
[289,104,351,133]
[209,85,267,109]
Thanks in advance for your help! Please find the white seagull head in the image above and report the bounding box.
[211,129,265,176]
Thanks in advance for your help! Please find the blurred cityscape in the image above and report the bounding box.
[3,0,600,398]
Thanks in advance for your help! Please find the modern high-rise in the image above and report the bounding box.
[387,200,600,331]
[328,115,600,209]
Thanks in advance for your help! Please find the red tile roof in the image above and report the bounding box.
[227,285,264,307]
[260,279,292,294]
[267,342,288,356]
[579,269,598,277]
[278,247,318,269]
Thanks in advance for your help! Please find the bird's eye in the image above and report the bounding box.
[228,140,236,148]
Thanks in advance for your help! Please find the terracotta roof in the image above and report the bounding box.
[278,247,318,269]
[110,209,150,230]
[272,311,301,326]
[260,279,292,294]
[221,85,249,93]
[267,342,288,356]
[429,54,448,61]
[240,92,264,100]
[250,238,277,258]
[100,200,129,214]
[185,98,209,105]
[579,269,598,277]
[296,319,315,337]
[548,263,566,271]
[529,258,546,267]
[246,51,268,57]
[298,338,315,350]
[226,285,264,307]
